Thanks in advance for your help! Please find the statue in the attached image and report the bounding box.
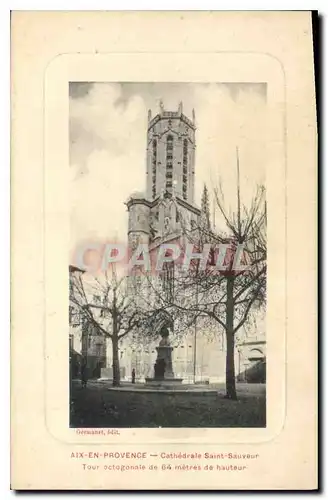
[159,326,170,346]
[153,325,173,379]
[164,216,171,235]
[145,323,183,385]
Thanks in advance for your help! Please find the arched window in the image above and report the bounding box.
[248,349,265,361]
[183,139,188,199]
[166,135,174,190]
[152,139,157,198]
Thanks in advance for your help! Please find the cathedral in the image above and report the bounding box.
[126,101,200,253]
[69,102,266,384]
[102,103,266,383]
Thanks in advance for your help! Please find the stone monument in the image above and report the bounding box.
[145,326,183,385]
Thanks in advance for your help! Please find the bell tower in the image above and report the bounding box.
[146,102,196,204]
[126,103,200,248]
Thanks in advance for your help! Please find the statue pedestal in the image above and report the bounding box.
[144,377,183,386]
[145,332,183,385]
[155,345,174,379]
[145,325,183,386]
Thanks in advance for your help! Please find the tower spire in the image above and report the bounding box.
[146,106,196,203]
[201,183,211,231]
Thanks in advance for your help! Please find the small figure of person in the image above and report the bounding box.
[81,362,88,389]
[132,368,136,384]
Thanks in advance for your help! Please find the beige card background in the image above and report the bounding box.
[11,11,317,490]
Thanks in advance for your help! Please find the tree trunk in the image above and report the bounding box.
[225,276,237,400]
[111,335,121,387]
[225,330,237,399]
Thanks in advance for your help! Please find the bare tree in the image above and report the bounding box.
[70,266,146,386]
[211,181,267,399]
[149,172,266,399]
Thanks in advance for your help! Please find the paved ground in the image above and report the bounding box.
[70,380,266,428]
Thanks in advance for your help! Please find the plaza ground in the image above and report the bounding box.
[70,380,266,428]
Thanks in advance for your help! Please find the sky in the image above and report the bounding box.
[69,82,267,258]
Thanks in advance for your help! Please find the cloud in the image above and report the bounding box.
[69,83,147,256]
[192,83,267,225]
[69,82,267,256]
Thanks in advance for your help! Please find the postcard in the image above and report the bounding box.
[11,11,317,490]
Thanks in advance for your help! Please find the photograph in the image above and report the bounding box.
[68,82,267,429]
